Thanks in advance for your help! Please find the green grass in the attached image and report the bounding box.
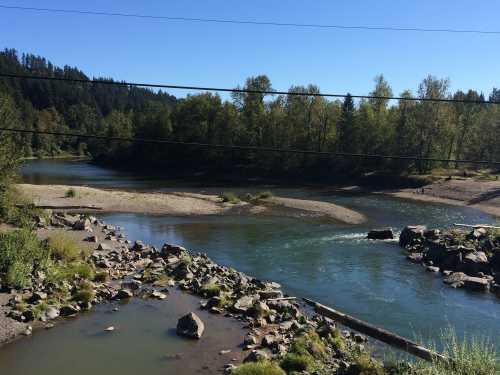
[233,362,286,375]
[0,229,50,288]
[47,233,88,261]
[47,261,95,283]
[219,192,241,204]
[64,188,78,198]
[72,280,95,304]
[409,329,500,375]
[200,282,221,297]
[280,353,316,373]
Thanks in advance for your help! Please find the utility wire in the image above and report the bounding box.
[0,4,498,36]
[1,127,498,166]
[0,73,497,105]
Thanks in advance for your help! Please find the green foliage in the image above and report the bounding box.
[290,331,327,360]
[350,354,386,375]
[219,192,241,204]
[47,233,87,261]
[280,353,316,373]
[233,362,286,375]
[93,270,109,283]
[0,229,50,288]
[47,261,95,283]
[200,282,221,297]
[409,329,500,375]
[65,188,78,198]
[72,280,95,304]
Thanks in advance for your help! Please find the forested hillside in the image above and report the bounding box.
[0,48,499,178]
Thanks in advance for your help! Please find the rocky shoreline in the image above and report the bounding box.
[0,212,380,374]
[399,225,500,296]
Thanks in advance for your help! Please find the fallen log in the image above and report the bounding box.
[16,204,103,211]
[303,298,445,362]
[266,297,297,302]
[454,223,500,229]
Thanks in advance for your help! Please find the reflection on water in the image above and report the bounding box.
[18,160,500,351]
[0,290,246,375]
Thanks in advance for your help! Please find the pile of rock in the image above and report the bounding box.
[400,225,500,296]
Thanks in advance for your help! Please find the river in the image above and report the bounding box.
[2,159,498,373]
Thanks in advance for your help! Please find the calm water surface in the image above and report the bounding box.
[5,160,499,373]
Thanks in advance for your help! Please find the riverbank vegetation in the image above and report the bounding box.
[1,49,499,182]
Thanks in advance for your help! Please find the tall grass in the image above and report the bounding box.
[411,329,500,375]
[232,362,285,375]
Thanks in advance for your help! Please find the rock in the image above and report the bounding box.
[30,291,47,302]
[463,277,490,292]
[259,290,283,300]
[243,349,269,363]
[243,333,258,346]
[367,228,394,240]
[161,244,187,257]
[467,228,487,240]
[262,334,277,347]
[150,291,167,300]
[443,272,469,287]
[44,307,60,320]
[22,309,35,322]
[60,305,80,317]
[407,253,423,263]
[104,326,115,332]
[85,235,99,243]
[461,251,489,275]
[97,243,112,251]
[219,349,232,355]
[354,333,367,343]
[73,219,92,231]
[249,301,270,319]
[114,289,133,300]
[176,312,205,339]
[399,225,426,248]
[131,241,147,252]
[22,326,33,336]
[121,280,142,291]
[426,266,440,273]
[233,296,255,314]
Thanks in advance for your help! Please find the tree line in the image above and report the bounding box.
[1,48,499,180]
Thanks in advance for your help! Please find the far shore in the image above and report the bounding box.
[16,184,367,225]
[382,178,500,218]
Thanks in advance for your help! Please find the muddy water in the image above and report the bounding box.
[0,289,246,375]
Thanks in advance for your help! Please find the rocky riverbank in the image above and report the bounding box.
[1,212,385,374]
[399,225,500,295]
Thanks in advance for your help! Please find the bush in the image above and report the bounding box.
[47,261,95,283]
[0,229,50,288]
[200,282,221,297]
[47,233,86,261]
[65,188,78,198]
[72,280,95,304]
[410,329,500,375]
[280,353,316,373]
[290,331,327,359]
[233,362,286,375]
[351,354,386,375]
[219,192,240,204]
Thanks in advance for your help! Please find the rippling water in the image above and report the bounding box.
[7,160,499,371]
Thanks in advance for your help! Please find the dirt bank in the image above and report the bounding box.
[16,184,366,224]
[386,178,500,218]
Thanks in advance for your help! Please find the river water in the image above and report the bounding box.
[2,159,498,373]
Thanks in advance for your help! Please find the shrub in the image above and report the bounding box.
[290,331,327,360]
[410,329,500,375]
[219,192,240,204]
[280,353,316,373]
[200,282,221,297]
[93,270,109,283]
[233,361,286,375]
[351,354,386,375]
[47,261,95,283]
[72,280,95,304]
[0,229,50,288]
[47,233,85,261]
[65,188,78,198]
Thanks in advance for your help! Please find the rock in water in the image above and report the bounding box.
[176,312,205,339]
[399,225,427,248]
[367,228,394,240]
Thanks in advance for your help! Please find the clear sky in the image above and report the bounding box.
[1,0,499,99]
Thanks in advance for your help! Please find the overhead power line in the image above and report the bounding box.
[0,127,498,166]
[0,4,498,36]
[0,73,497,105]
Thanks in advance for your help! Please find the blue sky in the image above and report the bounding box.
[1,0,499,99]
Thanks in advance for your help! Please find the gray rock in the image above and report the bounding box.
[233,296,255,313]
[367,228,394,240]
[176,312,205,339]
[243,349,269,363]
[44,307,60,320]
[463,277,490,292]
[97,243,112,251]
[60,305,80,317]
[73,219,92,231]
[114,289,133,300]
[399,225,426,248]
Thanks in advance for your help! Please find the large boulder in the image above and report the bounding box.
[176,312,205,339]
[463,277,490,292]
[367,228,394,240]
[460,251,489,275]
[73,219,92,231]
[399,226,426,248]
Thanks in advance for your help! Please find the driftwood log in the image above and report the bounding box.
[304,298,446,362]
